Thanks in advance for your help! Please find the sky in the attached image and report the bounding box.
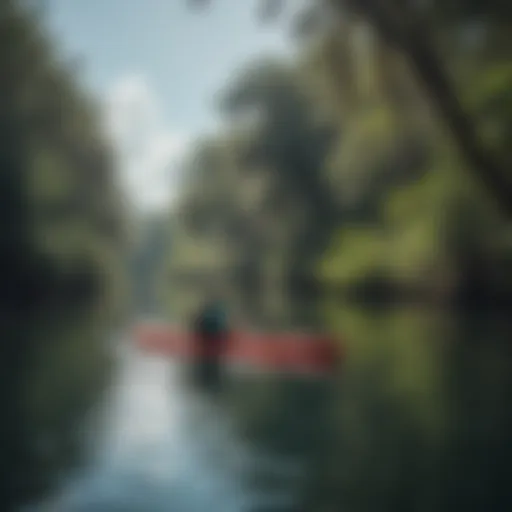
[45,0,293,213]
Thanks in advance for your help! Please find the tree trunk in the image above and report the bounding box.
[341,0,512,216]
[402,29,512,217]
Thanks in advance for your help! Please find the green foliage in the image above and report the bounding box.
[0,2,125,508]
[319,228,385,286]
[173,0,512,321]
[174,2,512,510]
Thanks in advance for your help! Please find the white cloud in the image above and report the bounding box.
[104,74,189,213]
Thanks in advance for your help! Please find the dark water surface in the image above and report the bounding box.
[29,340,332,512]
[28,309,512,512]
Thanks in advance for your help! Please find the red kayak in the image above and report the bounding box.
[135,323,342,375]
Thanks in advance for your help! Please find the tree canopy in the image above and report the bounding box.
[0,1,126,508]
[167,6,512,509]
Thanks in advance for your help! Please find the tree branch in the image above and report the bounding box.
[342,0,512,216]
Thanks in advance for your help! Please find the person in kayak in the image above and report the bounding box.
[192,293,229,390]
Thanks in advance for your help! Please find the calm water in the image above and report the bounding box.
[28,309,512,512]
[31,341,332,512]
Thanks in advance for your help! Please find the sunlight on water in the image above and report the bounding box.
[34,346,275,512]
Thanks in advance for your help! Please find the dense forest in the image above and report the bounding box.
[168,1,512,511]
[0,0,510,510]
[0,1,126,508]
[169,0,512,326]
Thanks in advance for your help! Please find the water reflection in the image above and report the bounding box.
[34,345,317,512]
[319,305,512,511]
[224,366,337,511]
[226,306,512,511]
[30,307,512,512]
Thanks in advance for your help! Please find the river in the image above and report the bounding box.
[28,309,512,512]
[32,339,332,512]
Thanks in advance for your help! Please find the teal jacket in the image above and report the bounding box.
[196,301,228,336]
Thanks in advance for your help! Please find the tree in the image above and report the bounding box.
[188,0,512,216]
[0,2,125,508]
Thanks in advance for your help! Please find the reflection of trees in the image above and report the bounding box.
[226,374,334,509]
[224,311,512,511]
[326,308,512,512]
